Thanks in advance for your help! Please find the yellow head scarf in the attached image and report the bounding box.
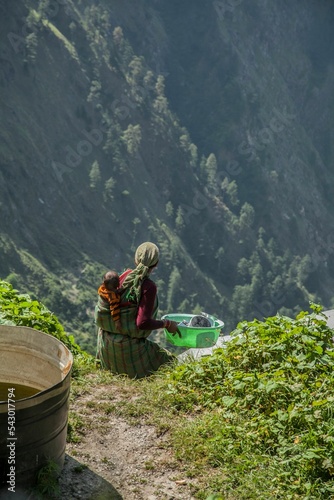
[122,242,159,303]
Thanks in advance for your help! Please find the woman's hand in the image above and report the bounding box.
[165,320,179,334]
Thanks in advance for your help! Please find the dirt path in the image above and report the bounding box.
[58,383,197,500]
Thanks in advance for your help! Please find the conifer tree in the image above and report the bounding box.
[122,124,142,155]
[89,160,101,189]
[167,266,181,311]
[165,201,174,218]
[103,177,115,201]
[175,207,185,232]
[205,153,218,189]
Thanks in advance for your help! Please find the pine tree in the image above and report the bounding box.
[155,75,165,96]
[122,124,142,155]
[103,177,115,201]
[239,202,255,230]
[167,267,181,311]
[89,160,101,189]
[165,201,174,218]
[205,153,218,189]
[175,207,185,232]
[222,178,239,206]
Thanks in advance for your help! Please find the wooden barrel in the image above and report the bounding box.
[0,326,73,489]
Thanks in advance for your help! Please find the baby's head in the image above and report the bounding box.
[103,270,120,291]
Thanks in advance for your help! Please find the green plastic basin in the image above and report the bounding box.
[162,313,224,348]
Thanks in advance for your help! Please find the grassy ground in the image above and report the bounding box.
[2,281,334,499]
[67,304,334,499]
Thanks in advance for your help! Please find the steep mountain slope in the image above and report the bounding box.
[1,0,334,352]
[122,0,334,286]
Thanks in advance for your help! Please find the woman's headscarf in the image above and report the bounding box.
[121,242,159,303]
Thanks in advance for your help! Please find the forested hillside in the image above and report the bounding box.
[1,0,334,353]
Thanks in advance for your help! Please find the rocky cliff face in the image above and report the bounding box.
[1,0,334,350]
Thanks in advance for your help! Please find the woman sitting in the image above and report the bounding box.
[95,242,178,378]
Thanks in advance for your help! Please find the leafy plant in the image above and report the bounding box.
[0,280,94,372]
[155,304,334,498]
[32,459,61,499]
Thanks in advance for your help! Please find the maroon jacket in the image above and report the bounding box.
[120,269,165,331]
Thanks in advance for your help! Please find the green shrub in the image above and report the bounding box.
[164,304,334,498]
[0,280,92,366]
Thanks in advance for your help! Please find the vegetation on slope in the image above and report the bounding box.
[0,279,95,376]
[1,281,334,498]
[3,3,334,496]
[3,0,334,358]
[130,304,334,499]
